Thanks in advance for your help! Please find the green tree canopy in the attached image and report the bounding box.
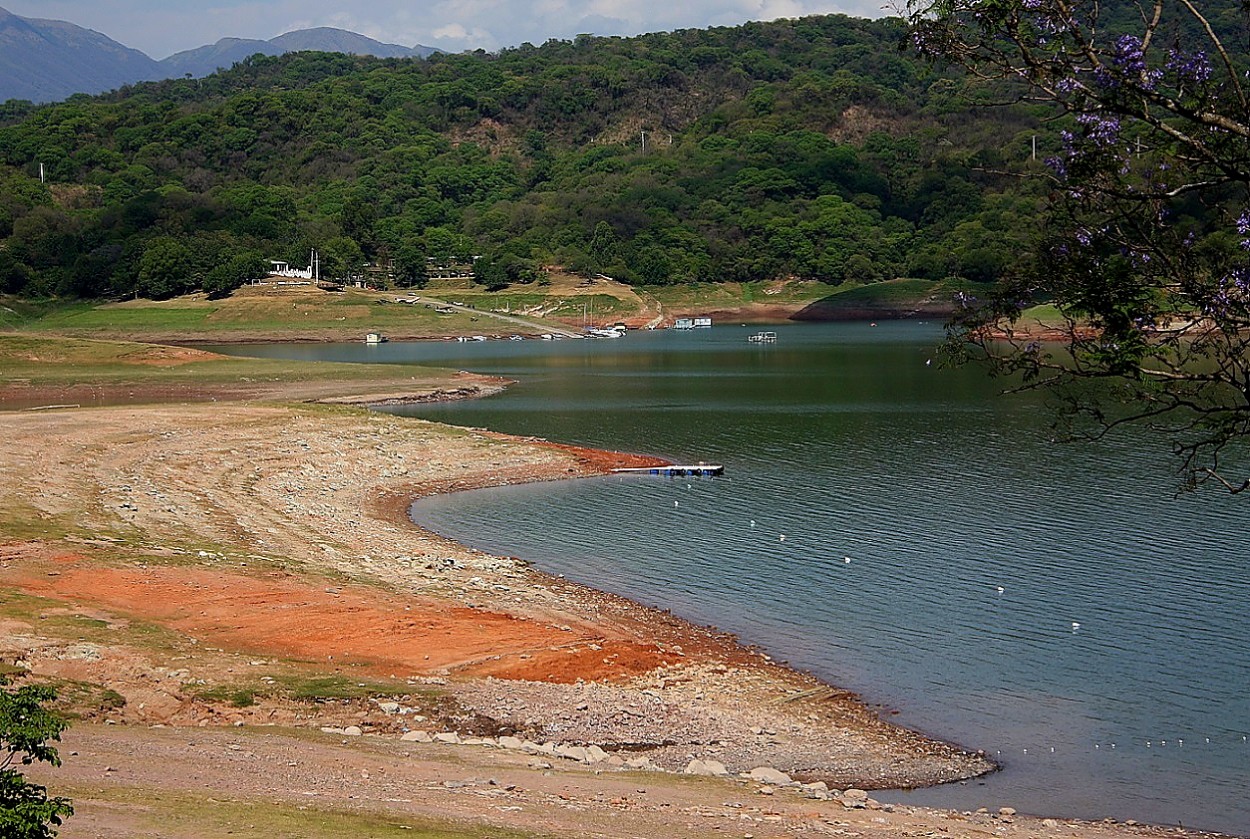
[1,678,73,839]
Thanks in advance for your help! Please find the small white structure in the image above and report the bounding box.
[267,250,321,282]
[364,333,386,344]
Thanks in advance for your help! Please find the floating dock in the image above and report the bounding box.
[612,464,724,477]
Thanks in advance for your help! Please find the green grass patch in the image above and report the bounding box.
[61,785,545,839]
[195,684,260,708]
[0,334,463,392]
[14,287,553,341]
[0,586,198,664]
[0,660,28,677]
[0,500,75,541]
[1018,303,1064,324]
[33,305,211,331]
[278,674,423,703]
[36,676,128,718]
[192,673,435,707]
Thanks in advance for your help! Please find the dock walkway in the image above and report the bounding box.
[611,464,724,477]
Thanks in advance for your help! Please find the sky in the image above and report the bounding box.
[6,0,890,59]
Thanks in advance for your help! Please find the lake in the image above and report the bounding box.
[209,322,1250,834]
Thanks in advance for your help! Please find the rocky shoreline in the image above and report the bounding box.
[1,388,1237,837]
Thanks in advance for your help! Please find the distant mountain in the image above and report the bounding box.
[0,6,438,103]
[160,27,438,79]
[157,38,285,79]
[269,27,430,59]
[0,5,161,103]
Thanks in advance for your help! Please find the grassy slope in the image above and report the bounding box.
[6,277,968,344]
[0,333,490,416]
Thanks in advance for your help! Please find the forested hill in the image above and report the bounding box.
[0,15,1050,300]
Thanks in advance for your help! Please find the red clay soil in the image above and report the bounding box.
[16,563,665,683]
[509,439,670,472]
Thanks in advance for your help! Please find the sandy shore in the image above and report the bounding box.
[0,385,1236,837]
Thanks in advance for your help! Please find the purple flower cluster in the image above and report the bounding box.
[1112,35,1147,74]
[1166,49,1212,84]
[1074,112,1121,147]
[1055,76,1082,94]
[1237,210,1250,251]
[1235,269,1250,295]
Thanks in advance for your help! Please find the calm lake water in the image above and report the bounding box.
[209,323,1250,834]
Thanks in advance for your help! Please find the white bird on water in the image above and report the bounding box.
[996,586,1005,594]
[844,556,852,564]
[1071,621,1081,631]
[779,534,786,542]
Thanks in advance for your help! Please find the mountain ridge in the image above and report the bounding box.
[160,27,438,79]
[0,5,437,103]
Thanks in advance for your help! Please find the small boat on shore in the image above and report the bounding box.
[611,464,724,477]
[364,332,387,344]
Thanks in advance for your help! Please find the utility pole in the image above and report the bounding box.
[641,130,646,153]
[38,162,45,183]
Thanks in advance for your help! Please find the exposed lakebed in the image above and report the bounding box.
[209,322,1250,834]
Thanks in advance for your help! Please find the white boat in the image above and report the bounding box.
[587,326,625,338]
[364,333,386,344]
[748,331,777,343]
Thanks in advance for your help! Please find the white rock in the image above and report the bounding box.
[497,736,525,750]
[585,745,610,763]
[400,731,432,742]
[748,767,793,786]
[434,732,461,744]
[342,726,363,737]
[685,759,731,777]
[555,745,589,762]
